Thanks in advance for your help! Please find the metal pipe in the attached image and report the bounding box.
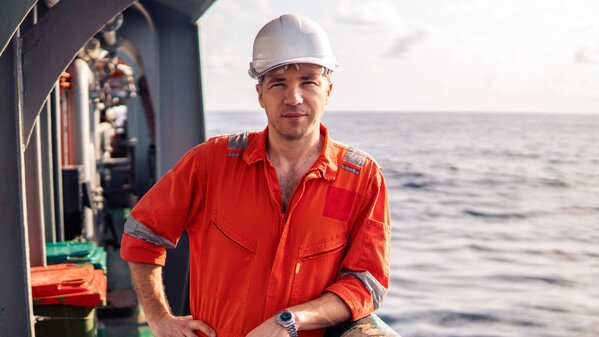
[69,58,95,240]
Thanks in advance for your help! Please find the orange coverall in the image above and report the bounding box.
[121,124,390,337]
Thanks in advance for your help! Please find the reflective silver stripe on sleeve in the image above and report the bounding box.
[339,269,387,309]
[341,164,360,175]
[228,132,249,150]
[124,216,176,248]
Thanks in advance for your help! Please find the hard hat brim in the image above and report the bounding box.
[249,56,337,79]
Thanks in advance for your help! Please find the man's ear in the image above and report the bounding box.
[325,82,333,104]
[256,83,264,108]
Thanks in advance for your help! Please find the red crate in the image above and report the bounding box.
[31,263,106,307]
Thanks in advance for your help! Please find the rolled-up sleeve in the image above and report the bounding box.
[120,144,207,266]
[325,168,391,321]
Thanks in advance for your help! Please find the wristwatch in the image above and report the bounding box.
[276,310,298,337]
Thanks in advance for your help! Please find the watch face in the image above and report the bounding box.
[280,311,292,322]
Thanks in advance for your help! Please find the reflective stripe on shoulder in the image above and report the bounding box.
[124,216,176,249]
[228,132,249,149]
[341,147,367,174]
[339,269,387,309]
[227,132,249,157]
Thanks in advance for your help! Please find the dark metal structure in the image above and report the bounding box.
[0,0,213,334]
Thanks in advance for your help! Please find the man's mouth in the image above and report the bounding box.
[282,112,306,118]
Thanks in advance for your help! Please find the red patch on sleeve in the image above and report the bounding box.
[323,186,357,222]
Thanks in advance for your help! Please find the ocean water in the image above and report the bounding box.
[205,111,599,337]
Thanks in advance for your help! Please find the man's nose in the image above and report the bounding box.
[283,86,303,105]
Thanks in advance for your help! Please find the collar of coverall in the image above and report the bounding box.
[243,123,338,181]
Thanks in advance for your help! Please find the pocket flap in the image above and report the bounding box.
[212,211,256,253]
[300,235,347,260]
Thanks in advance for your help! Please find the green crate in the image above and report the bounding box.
[46,241,97,264]
[46,241,107,273]
[34,305,97,337]
[87,246,107,273]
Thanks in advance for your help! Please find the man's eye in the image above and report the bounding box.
[303,81,318,87]
[269,83,285,89]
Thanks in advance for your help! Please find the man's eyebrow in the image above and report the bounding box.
[300,74,321,81]
[266,76,286,84]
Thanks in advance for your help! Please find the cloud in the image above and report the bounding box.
[383,28,429,58]
[335,0,431,59]
[336,0,402,30]
[575,47,599,64]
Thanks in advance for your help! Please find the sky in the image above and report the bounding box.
[198,0,599,114]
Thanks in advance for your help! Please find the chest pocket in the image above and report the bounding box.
[289,235,347,305]
[200,211,256,303]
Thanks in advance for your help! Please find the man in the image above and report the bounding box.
[121,14,390,337]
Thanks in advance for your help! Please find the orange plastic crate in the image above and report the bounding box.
[30,263,106,307]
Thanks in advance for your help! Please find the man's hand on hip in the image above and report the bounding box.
[128,262,216,337]
[148,313,216,337]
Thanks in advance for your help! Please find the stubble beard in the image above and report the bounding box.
[271,121,308,142]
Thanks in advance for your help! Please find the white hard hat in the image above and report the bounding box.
[249,14,337,79]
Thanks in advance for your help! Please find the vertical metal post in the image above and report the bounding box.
[51,85,65,242]
[40,98,57,243]
[120,4,160,195]
[0,33,34,337]
[151,5,205,176]
[25,115,47,266]
[146,1,206,316]
[22,0,46,268]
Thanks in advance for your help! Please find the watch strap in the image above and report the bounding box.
[285,324,298,337]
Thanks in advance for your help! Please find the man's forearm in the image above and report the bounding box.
[128,261,171,323]
[246,292,351,337]
[128,261,217,337]
[290,292,351,331]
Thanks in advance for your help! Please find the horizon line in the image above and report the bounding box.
[206,110,599,115]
